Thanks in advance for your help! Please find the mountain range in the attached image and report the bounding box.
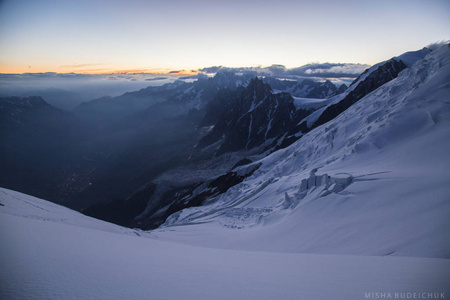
[0,70,346,209]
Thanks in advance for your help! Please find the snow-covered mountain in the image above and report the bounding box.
[75,72,345,122]
[151,44,450,257]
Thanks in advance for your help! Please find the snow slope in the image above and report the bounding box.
[1,188,450,300]
[395,47,432,67]
[155,45,450,258]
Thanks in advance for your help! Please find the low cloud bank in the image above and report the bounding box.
[200,63,370,81]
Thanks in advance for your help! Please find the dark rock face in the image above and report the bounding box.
[198,88,238,128]
[262,77,298,91]
[337,83,348,94]
[198,78,312,155]
[304,80,345,98]
[310,59,407,130]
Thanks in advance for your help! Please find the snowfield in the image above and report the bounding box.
[1,188,449,300]
[1,45,450,299]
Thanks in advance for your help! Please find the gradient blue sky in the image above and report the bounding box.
[0,0,449,74]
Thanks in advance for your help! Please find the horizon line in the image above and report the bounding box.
[0,61,374,76]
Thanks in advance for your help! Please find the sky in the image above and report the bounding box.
[0,0,449,74]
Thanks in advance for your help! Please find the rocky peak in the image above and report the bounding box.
[240,77,273,107]
[337,83,348,93]
[197,78,311,155]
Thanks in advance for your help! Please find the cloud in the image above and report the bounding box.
[177,73,210,80]
[0,72,180,102]
[200,63,370,80]
[299,63,370,77]
[168,70,198,75]
[145,76,169,81]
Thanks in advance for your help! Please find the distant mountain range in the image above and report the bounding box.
[0,72,345,210]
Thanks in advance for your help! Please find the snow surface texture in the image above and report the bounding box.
[158,45,450,258]
[1,188,450,300]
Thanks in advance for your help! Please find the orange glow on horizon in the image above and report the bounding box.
[0,65,200,75]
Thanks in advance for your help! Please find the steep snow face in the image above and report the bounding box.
[156,45,450,258]
[2,188,450,300]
